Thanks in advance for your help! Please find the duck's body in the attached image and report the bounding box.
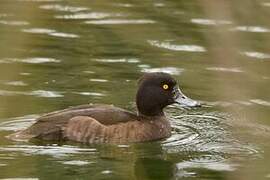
[9,73,199,144]
[10,104,171,143]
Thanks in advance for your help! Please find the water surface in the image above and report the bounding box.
[0,0,270,179]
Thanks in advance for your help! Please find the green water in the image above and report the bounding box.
[0,0,270,179]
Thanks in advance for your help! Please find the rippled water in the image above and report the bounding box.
[0,0,270,179]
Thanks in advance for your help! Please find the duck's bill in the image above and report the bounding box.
[173,87,201,107]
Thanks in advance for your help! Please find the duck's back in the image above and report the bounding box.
[9,104,139,141]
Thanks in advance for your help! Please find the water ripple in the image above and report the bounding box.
[20,72,31,76]
[101,170,113,174]
[154,3,165,7]
[89,79,108,82]
[95,58,140,63]
[241,51,270,59]
[0,145,96,158]
[55,12,121,20]
[20,57,60,63]
[176,156,235,174]
[148,40,206,52]
[0,163,7,167]
[22,28,55,34]
[0,178,39,180]
[232,26,270,33]
[30,90,64,97]
[191,18,232,26]
[141,67,184,75]
[163,111,259,157]
[0,114,38,131]
[22,28,79,38]
[234,100,253,106]
[18,0,62,2]
[206,67,243,73]
[0,20,29,26]
[4,81,28,86]
[61,160,93,166]
[85,19,155,25]
[39,4,89,12]
[250,99,270,106]
[203,101,233,107]
[113,3,133,7]
[0,57,60,64]
[83,71,95,74]
[0,89,107,98]
[49,32,79,38]
[73,92,105,96]
[0,90,63,98]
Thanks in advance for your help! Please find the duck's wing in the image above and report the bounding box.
[8,104,138,141]
[37,104,138,125]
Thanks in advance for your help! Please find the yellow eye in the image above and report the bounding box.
[162,84,169,90]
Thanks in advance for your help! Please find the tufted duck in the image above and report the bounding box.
[8,72,200,143]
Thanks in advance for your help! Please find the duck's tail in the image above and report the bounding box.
[6,130,34,142]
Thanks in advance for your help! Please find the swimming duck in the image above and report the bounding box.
[9,72,200,144]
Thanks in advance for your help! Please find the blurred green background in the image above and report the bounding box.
[0,0,269,179]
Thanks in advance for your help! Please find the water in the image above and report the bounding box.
[0,0,270,179]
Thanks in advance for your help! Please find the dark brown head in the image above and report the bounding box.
[136,72,200,117]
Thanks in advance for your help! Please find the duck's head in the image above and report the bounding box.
[136,72,200,116]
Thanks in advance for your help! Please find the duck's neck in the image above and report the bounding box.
[136,102,165,117]
[137,111,165,121]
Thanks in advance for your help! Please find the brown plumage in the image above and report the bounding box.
[65,115,170,144]
[8,73,199,144]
